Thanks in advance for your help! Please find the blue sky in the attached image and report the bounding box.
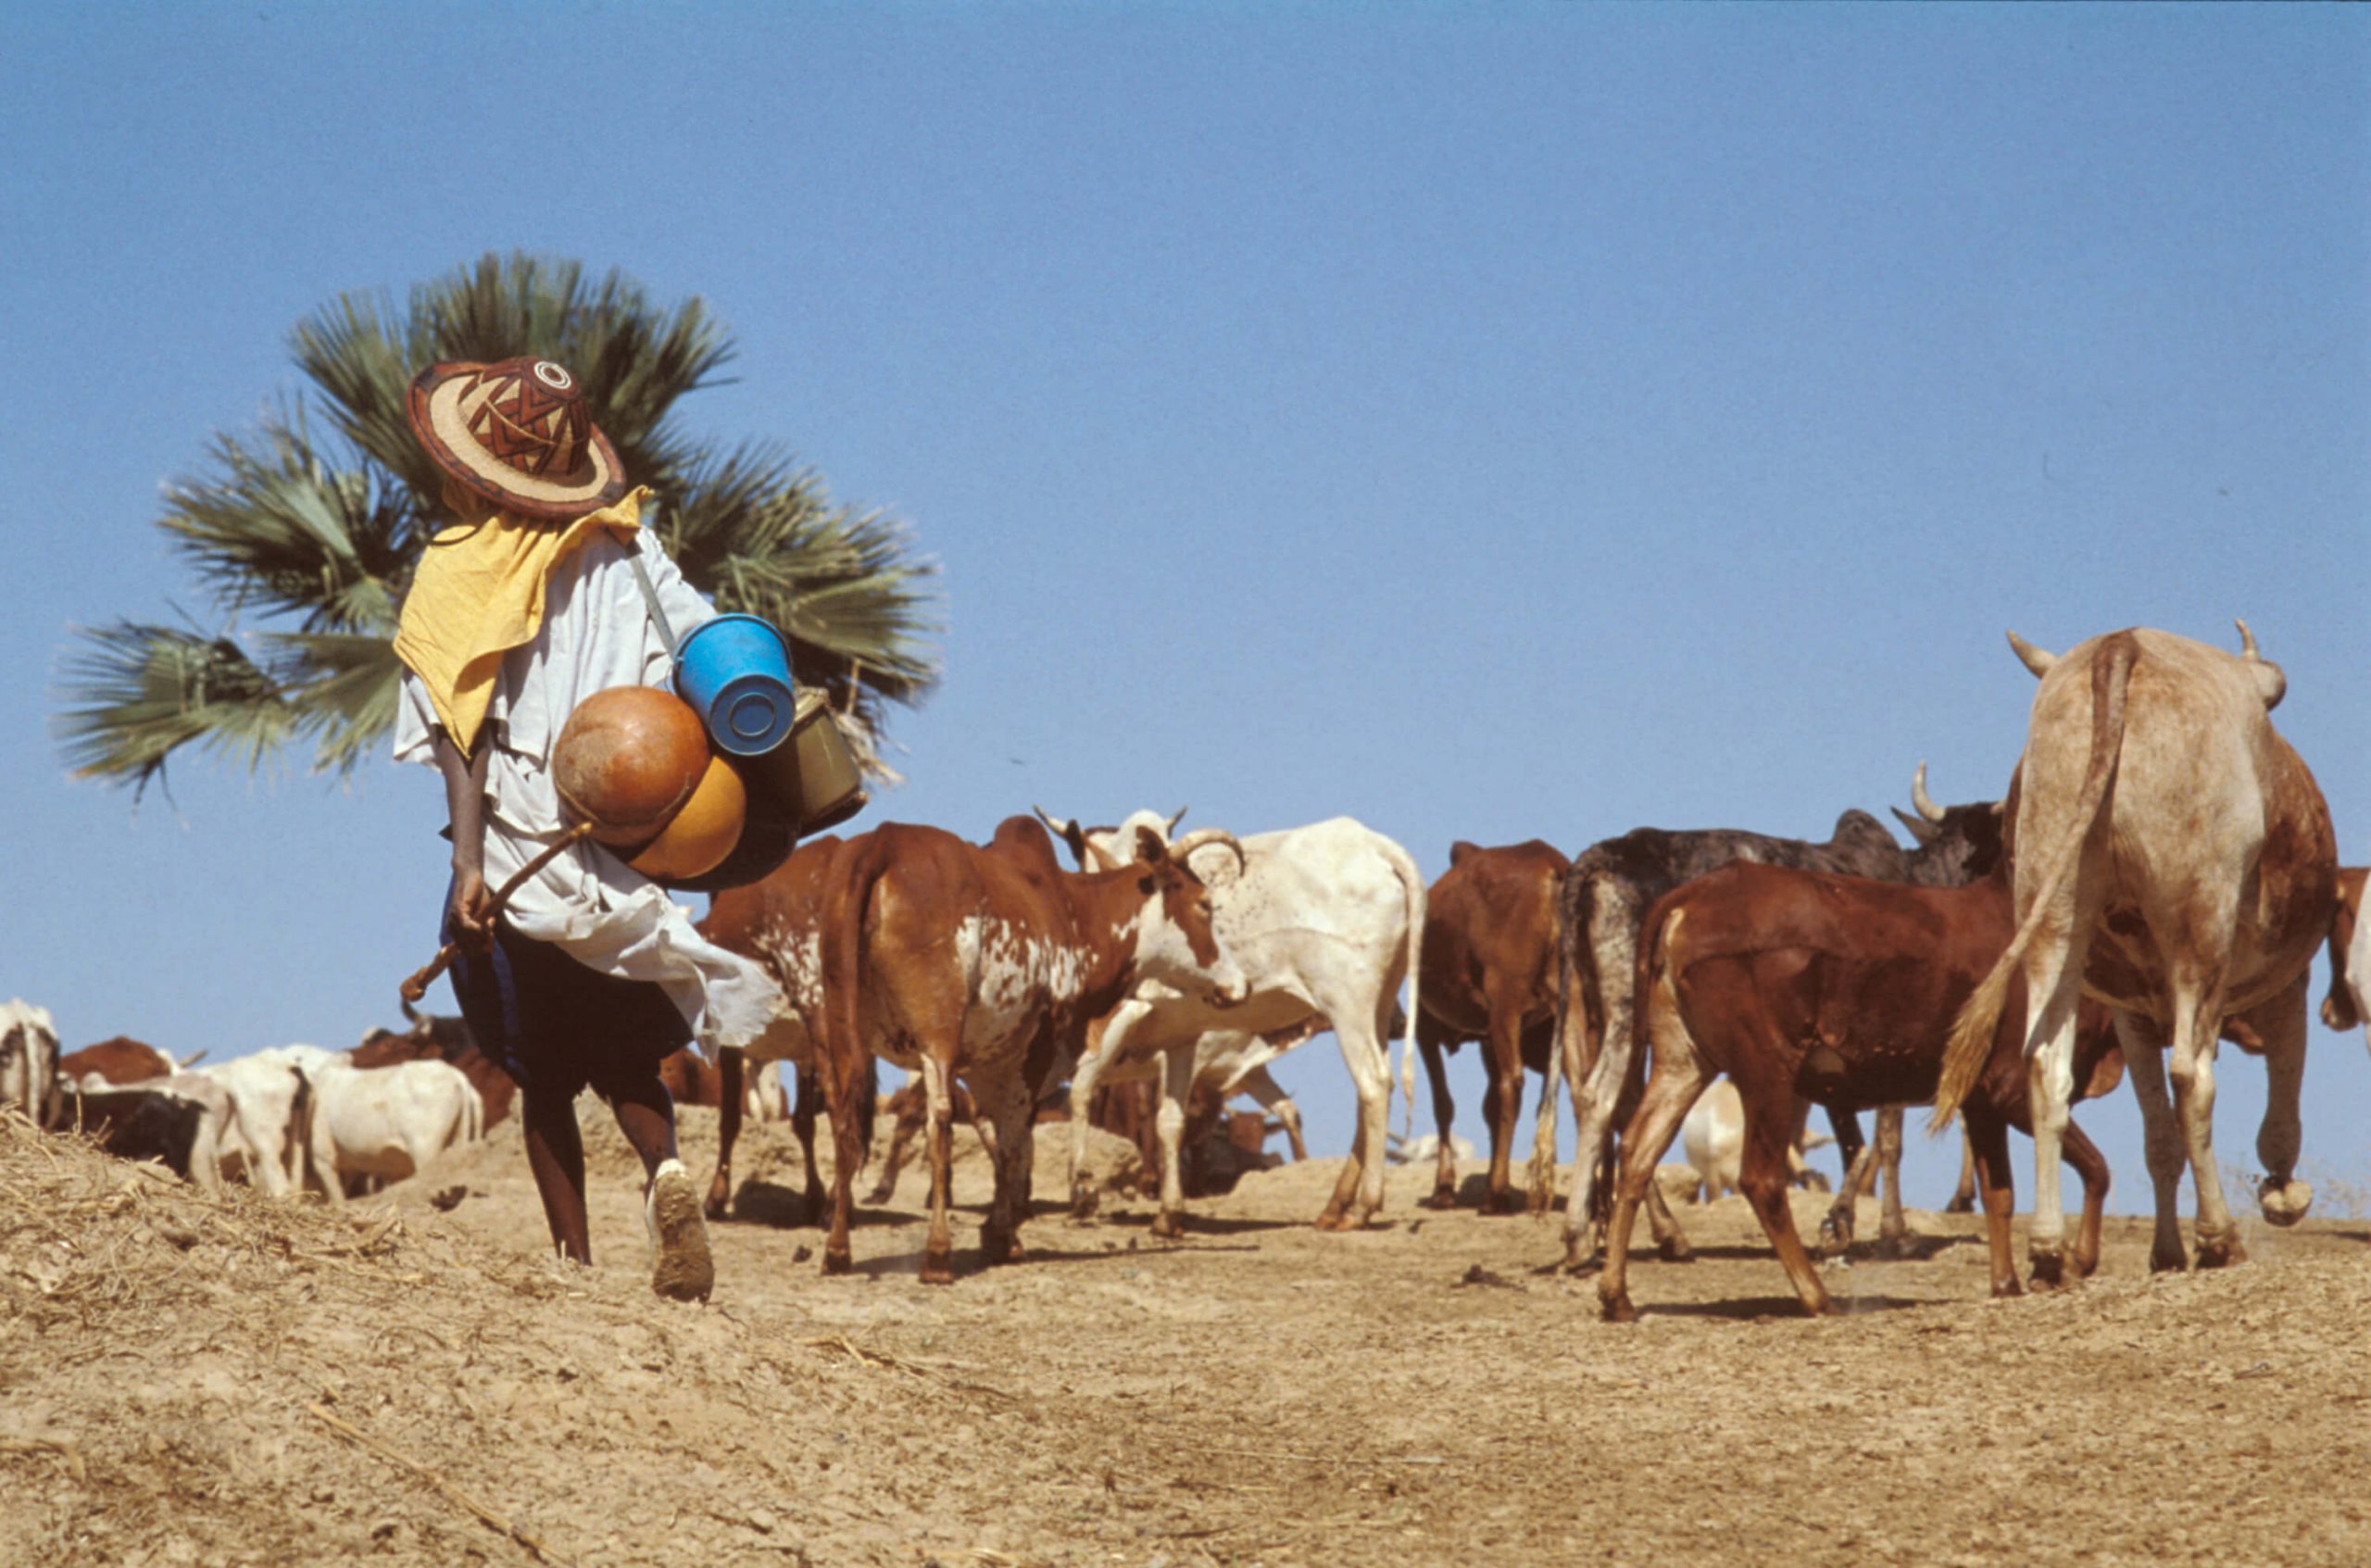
[5,6,2365,1213]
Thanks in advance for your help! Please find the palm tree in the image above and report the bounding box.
[56,252,939,797]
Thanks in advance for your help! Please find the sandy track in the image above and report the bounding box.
[6,1101,2369,1568]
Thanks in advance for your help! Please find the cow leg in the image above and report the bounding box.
[2020,928,2096,1287]
[821,1050,868,1276]
[1316,1000,1395,1232]
[918,1054,959,1286]
[1150,1047,1196,1239]
[1562,883,1637,1269]
[2113,1010,2189,1274]
[791,1061,825,1224]
[1481,994,1528,1214]
[1946,1130,1979,1213]
[866,1079,917,1203]
[706,1046,745,1222]
[1963,1104,2022,1299]
[1413,1030,1461,1210]
[186,1106,226,1197]
[1598,1061,1708,1323]
[1236,1067,1308,1161]
[978,1078,1037,1266]
[2241,976,2313,1229]
[1873,1106,1908,1257]
[1068,1007,1138,1220]
[2166,968,2241,1268]
[2063,1119,2111,1279]
[1526,1019,1563,1217]
[1821,1131,1877,1256]
[1737,1090,1836,1319]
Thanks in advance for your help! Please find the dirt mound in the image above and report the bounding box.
[9,1101,2371,1567]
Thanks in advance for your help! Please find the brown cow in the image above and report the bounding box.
[1599,860,2126,1321]
[352,1004,517,1127]
[697,835,849,1223]
[58,1036,183,1085]
[2318,866,2367,1043]
[1412,840,1568,1214]
[1933,624,2335,1281]
[816,817,1246,1282]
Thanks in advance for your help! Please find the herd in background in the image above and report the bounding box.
[5,620,2366,1321]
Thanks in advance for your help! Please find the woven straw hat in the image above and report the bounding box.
[407,357,628,521]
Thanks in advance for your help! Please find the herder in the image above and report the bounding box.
[392,356,785,1300]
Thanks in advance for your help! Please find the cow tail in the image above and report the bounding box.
[1376,836,1427,1143]
[1931,633,2136,1130]
[822,834,891,1165]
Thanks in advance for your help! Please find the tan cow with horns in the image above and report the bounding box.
[1932,622,2336,1284]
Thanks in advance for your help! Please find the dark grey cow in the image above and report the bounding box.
[1551,767,2009,1268]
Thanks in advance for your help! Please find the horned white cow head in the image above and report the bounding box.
[0,999,61,1128]
[1033,805,1248,883]
[1119,824,1250,1007]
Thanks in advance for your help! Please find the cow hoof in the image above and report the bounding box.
[1658,1236,1694,1264]
[1599,1290,1637,1324]
[1990,1274,2025,1300]
[985,1241,1027,1268]
[1312,1208,1350,1233]
[1817,1216,1852,1254]
[2259,1178,2313,1228]
[1487,1189,1526,1217]
[1150,1213,1186,1242]
[1070,1187,1100,1222]
[2027,1248,2065,1291]
[2148,1243,2188,1275]
[920,1254,956,1286]
[1944,1195,1976,1215]
[822,1247,853,1277]
[1419,1189,1460,1212]
[2194,1236,2245,1270]
[1875,1233,1909,1261]
[1525,1189,1554,1219]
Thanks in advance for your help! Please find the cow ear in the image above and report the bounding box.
[1449,841,1478,866]
[1135,824,1170,865]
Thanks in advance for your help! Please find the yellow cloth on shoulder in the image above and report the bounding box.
[393,485,652,754]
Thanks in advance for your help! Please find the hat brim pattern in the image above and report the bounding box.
[408,361,628,521]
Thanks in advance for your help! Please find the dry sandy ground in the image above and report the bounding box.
[6,1100,2371,1568]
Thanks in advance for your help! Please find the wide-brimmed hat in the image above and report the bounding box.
[407,357,629,521]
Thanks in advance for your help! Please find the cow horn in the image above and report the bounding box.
[2006,630,2055,677]
[2233,619,2287,709]
[1891,807,1939,847]
[1911,761,1946,823]
[1170,827,1247,876]
[175,1049,207,1069]
[1032,804,1075,837]
[1164,806,1188,836]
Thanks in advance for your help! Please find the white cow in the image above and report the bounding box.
[1040,809,1424,1236]
[1680,1080,1830,1208]
[1,999,61,1128]
[281,1045,484,1203]
[200,1048,314,1198]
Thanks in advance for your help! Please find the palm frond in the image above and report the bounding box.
[159,415,412,633]
[262,631,406,777]
[658,444,944,713]
[54,621,295,795]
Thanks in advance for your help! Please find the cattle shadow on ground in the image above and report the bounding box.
[722,1180,936,1231]
[1825,1233,1974,1265]
[1631,1292,1930,1322]
[1073,1210,1302,1238]
[834,1239,1262,1281]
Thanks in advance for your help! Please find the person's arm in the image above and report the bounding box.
[433,728,496,947]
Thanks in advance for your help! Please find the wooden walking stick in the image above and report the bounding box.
[398,822,596,1005]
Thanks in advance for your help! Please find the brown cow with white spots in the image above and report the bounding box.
[816,817,1247,1282]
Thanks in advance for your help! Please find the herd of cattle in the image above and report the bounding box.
[5,621,2365,1319]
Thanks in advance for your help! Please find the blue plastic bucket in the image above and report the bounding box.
[672,614,797,757]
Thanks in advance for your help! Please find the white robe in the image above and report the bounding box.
[393,528,786,1051]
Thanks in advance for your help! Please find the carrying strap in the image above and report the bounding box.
[626,549,681,660]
